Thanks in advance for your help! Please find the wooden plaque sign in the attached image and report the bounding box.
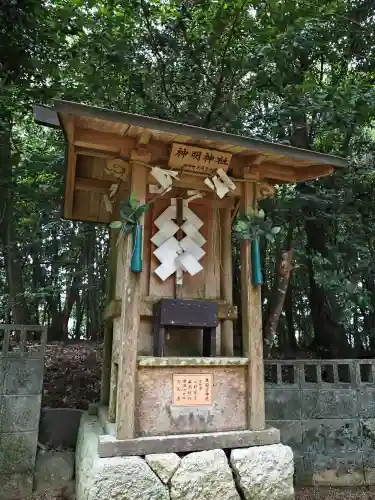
[169,143,231,174]
[172,374,213,406]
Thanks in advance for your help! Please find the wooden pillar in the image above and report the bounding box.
[220,206,234,356]
[108,359,118,422]
[240,181,265,431]
[115,160,148,439]
[100,229,118,405]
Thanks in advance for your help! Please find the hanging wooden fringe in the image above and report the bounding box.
[131,223,143,273]
[251,182,263,286]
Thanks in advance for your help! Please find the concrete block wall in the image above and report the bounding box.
[265,359,375,486]
[0,326,46,500]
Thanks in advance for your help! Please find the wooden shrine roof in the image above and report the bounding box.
[34,100,347,223]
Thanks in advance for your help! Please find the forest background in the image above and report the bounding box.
[1,0,375,359]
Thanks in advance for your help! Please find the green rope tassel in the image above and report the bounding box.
[251,237,263,285]
[251,182,263,286]
[131,223,143,273]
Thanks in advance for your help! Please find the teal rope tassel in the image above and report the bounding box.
[131,223,143,273]
[251,237,263,285]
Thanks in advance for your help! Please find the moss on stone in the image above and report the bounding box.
[0,435,34,473]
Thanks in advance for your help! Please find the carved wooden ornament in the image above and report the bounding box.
[105,159,130,181]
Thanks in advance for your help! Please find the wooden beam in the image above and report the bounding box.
[75,147,116,159]
[63,118,77,219]
[130,148,152,164]
[240,180,265,431]
[232,159,263,179]
[190,197,234,208]
[295,164,333,181]
[251,155,267,165]
[103,297,238,322]
[204,204,221,304]
[115,161,148,440]
[241,163,334,184]
[137,131,152,147]
[167,175,241,197]
[74,127,136,155]
[220,207,234,356]
[74,174,242,199]
[75,142,248,167]
[251,163,297,182]
[233,158,320,184]
[75,177,113,192]
[264,177,290,185]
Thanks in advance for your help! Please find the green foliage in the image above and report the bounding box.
[0,0,375,353]
[234,209,281,243]
[110,196,150,234]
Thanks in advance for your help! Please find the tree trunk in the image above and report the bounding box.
[59,244,87,341]
[284,284,297,355]
[263,211,296,357]
[263,250,294,356]
[363,274,375,355]
[300,183,351,358]
[0,122,30,325]
[75,294,84,340]
[31,247,62,340]
[3,224,31,324]
[85,225,99,341]
[61,283,79,341]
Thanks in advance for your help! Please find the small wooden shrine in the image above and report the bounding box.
[35,101,346,455]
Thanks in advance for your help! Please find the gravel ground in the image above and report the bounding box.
[25,486,74,500]
[25,495,66,500]
[296,487,375,499]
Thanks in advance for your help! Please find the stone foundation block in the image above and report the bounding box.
[170,449,240,500]
[76,413,169,500]
[0,395,41,432]
[230,443,295,500]
[34,449,75,492]
[146,453,181,484]
[0,473,33,500]
[76,412,293,500]
[0,431,38,473]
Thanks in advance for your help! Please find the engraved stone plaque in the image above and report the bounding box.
[172,374,213,406]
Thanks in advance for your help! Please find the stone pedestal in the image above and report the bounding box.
[136,357,249,437]
[76,412,295,500]
[97,404,280,456]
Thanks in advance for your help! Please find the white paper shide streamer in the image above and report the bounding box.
[152,198,206,281]
[204,168,236,198]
